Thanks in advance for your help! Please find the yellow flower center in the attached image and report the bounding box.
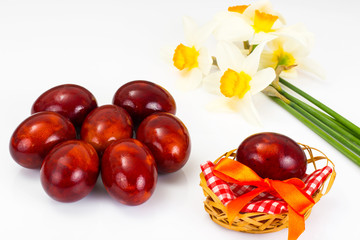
[253,10,278,33]
[228,5,249,14]
[272,47,296,67]
[220,69,251,99]
[173,44,199,71]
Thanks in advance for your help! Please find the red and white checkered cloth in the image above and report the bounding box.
[200,160,332,214]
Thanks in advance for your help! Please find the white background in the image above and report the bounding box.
[1,0,360,239]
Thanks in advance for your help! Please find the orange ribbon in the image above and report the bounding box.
[213,158,315,240]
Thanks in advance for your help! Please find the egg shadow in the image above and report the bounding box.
[88,176,111,201]
[16,167,40,182]
[157,169,188,186]
[149,169,190,208]
[12,167,43,203]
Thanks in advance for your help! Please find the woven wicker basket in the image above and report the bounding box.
[199,144,336,234]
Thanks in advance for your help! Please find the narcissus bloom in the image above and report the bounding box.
[260,24,325,79]
[203,41,276,125]
[172,16,214,90]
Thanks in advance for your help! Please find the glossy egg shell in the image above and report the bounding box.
[101,139,157,205]
[236,132,307,180]
[112,80,176,126]
[10,112,76,169]
[136,112,191,173]
[40,140,100,202]
[80,105,133,156]
[31,84,97,129]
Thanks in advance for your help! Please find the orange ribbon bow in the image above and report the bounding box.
[213,158,315,240]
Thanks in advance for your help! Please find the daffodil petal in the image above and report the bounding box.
[233,41,251,56]
[251,31,277,45]
[276,24,314,56]
[193,20,217,48]
[160,45,177,65]
[206,97,235,113]
[198,47,213,75]
[203,71,222,95]
[183,16,216,48]
[176,68,203,91]
[297,58,326,79]
[235,93,262,127]
[216,41,245,72]
[213,11,253,42]
[259,50,276,70]
[250,67,276,94]
[281,37,302,55]
[206,94,262,127]
[242,39,274,76]
[183,16,197,46]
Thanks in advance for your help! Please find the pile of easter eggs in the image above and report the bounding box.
[9,80,191,205]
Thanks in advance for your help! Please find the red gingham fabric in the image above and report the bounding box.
[201,161,235,203]
[200,160,332,214]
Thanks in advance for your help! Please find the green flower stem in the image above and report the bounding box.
[269,96,360,166]
[296,100,353,134]
[278,88,360,147]
[279,78,360,138]
[311,105,353,133]
[288,98,360,156]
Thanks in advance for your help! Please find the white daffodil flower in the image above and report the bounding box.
[260,24,326,79]
[213,0,286,45]
[171,16,215,90]
[203,40,276,125]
